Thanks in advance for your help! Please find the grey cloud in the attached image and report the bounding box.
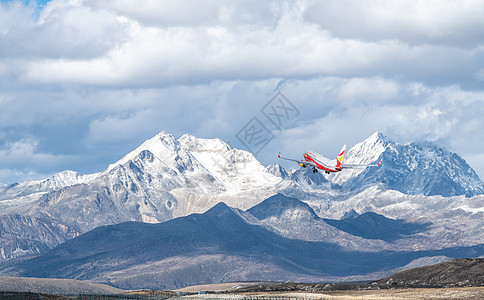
[88,0,276,28]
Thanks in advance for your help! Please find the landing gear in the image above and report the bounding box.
[312,168,318,173]
[325,171,330,174]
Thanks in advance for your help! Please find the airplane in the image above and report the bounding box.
[278,145,382,174]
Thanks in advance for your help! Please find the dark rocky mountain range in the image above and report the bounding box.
[1,198,482,290]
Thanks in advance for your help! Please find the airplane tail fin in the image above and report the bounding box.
[335,144,346,169]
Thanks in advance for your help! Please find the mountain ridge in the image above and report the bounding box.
[0,130,483,264]
[1,201,482,290]
[2,131,482,199]
[328,131,484,196]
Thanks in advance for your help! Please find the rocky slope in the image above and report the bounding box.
[369,258,484,288]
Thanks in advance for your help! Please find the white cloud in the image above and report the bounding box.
[0,138,80,183]
[13,0,479,88]
[0,0,126,59]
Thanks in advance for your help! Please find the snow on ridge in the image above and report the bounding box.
[329,131,389,185]
[0,169,100,202]
[106,131,179,172]
[310,182,484,221]
[178,133,281,193]
[178,134,231,153]
[49,170,99,186]
[1,131,282,210]
[326,131,484,196]
[3,129,483,206]
[20,170,94,187]
[266,163,288,179]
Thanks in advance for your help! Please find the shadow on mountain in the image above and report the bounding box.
[1,202,480,290]
[323,212,432,242]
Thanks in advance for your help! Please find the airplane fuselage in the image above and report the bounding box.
[304,151,341,173]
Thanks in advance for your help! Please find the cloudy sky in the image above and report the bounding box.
[1,0,484,184]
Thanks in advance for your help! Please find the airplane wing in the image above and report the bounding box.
[341,159,382,169]
[278,152,318,168]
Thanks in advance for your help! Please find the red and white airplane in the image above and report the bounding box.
[278,145,382,174]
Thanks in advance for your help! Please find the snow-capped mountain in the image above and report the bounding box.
[329,132,484,197]
[0,131,280,260]
[177,133,281,201]
[266,163,288,179]
[305,184,484,252]
[0,130,483,264]
[0,170,98,201]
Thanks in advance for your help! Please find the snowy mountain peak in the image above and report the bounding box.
[178,134,231,153]
[0,169,98,201]
[106,131,181,171]
[329,132,389,185]
[177,133,281,195]
[328,132,484,197]
[354,131,391,155]
[48,170,98,187]
[367,131,392,146]
[341,209,359,219]
[328,132,387,181]
[266,163,288,179]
